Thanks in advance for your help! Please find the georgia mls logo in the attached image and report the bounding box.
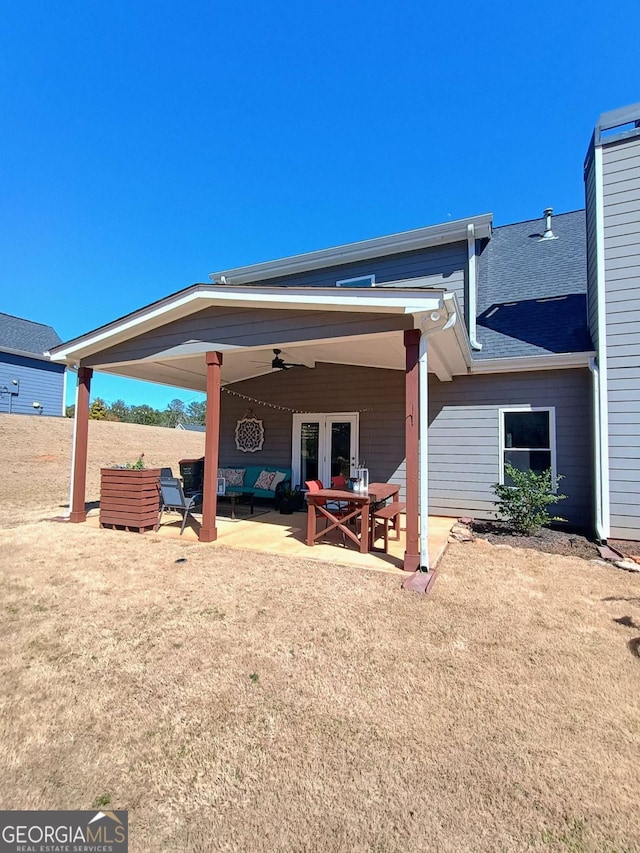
[86,810,126,842]
[0,810,128,852]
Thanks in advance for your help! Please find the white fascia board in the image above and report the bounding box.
[208,214,493,284]
[49,288,209,363]
[2,346,57,363]
[198,285,445,312]
[443,292,473,367]
[470,351,596,374]
[49,286,444,364]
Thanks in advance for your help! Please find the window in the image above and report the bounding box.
[499,407,556,486]
[336,274,375,288]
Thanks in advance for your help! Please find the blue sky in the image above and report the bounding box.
[2,0,639,409]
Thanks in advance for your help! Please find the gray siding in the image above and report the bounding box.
[602,134,640,540]
[86,307,414,367]
[244,242,467,315]
[428,369,592,528]
[217,363,593,530]
[218,363,407,488]
[0,352,65,416]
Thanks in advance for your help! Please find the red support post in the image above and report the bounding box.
[199,351,223,542]
[69,366,93,523]
[403,329,420,572]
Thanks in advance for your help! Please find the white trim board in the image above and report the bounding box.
[336,274,375,288]
[593,144,611,539]
[470,352,595,375]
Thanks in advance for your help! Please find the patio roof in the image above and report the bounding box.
[48,285,472,386]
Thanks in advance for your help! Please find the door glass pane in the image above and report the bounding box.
[504,411,550,449]
[330,421,351,479]
[300,422,319,484]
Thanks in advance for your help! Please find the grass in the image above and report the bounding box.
[1,413,639,851]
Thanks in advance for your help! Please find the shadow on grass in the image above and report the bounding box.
[614,615,640,630]
[628,638,640,659]
[58,501,101,512]
[603,596,640,604]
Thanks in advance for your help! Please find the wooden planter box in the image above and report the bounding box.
[99,468,161,533]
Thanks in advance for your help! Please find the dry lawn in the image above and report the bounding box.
[1,413,639,852]
[0,414,205,528]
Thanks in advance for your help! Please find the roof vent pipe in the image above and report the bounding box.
[539,207,558,241]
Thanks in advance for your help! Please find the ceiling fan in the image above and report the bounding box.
[252,349,307,371]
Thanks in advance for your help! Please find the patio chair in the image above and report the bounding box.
[305,479,353,546]
[308,478,356,513]
[158,476,202,535]
[330,474,360,515]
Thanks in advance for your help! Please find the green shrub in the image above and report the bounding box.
[124,453,145,470]
[493,464,567,535]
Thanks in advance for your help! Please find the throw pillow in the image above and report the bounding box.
[269,471,287,491]
[254,470,276,490]
[219,468,245,486]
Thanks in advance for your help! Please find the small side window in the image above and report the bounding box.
[499,408,556,486]
[336,274,375,288]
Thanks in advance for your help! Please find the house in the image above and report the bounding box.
[0,312,65,416]
[48,101,640,569]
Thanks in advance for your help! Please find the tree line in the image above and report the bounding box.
[65,398,206,427]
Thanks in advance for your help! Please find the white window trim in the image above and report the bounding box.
[498,406,557,486]
[336,274,376,288]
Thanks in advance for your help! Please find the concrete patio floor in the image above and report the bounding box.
[85,506,453,573]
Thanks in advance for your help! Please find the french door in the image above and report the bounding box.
[292,413,359,488]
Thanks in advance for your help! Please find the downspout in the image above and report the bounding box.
[418,332,429,569]
[62,366,70,417]
[467,224,483,351]
[418,309,459,570]
[588,357,606,542]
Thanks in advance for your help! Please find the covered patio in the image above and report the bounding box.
[49,283,473,577]
[82,504,454,574]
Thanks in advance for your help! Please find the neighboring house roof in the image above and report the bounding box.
[0,312,62,357]
[475,209,593,360]
[176,423,206,432]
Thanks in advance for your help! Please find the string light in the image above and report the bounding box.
[222,387,307,413]
[221,386,373,414]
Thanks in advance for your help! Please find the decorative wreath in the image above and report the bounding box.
[235,416,265,453]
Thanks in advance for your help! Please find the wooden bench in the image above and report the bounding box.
[370,501,406,552]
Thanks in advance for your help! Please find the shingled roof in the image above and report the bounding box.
[0,312,62,357]
[475,209,593,360]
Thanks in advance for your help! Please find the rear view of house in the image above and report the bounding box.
[0,312,65,417]
[49,100,640,565]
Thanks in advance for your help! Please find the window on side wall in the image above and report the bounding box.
[336,274,375,288]
[499,407,556,486]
